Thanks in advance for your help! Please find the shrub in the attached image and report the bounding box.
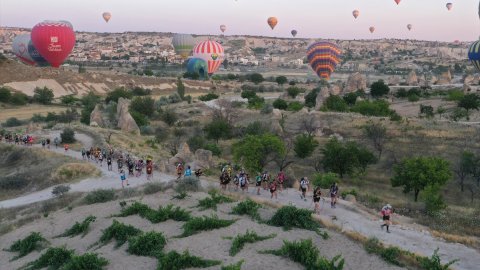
[231,199,261,220]
[221,260,244,270]
[364,237,403,266]
[370,80,390,98]
[31,113,47,123]
[322,95,348,112]
[340,189,358,199]
[130,96,155,117]
[287,101,304,112]
[161,109,178,126]
[60,128,76,143]
[247,95,265,109]
[268,206,328,238]
[176,176,201,192]
[98,220,142,248]
[204,143,222,156]
[61,95,77,105]
[261,103,273,114]
[7,232,47,259]
[244,121,269,136]
[198,93,219,101]
[143,182,167,195]
[115,202,191,223]
[273,98,288,110]
[416,248,458,270]
[105,87,133,103]
[408,94,419,102]
[294,134,318,159]
[312,173,339,189]
[350,100,392,117]
[83,189,116,204]
[52,185,71,197]
[10,92,29,105]
[3,117,23,127]
[423,186,447,216]
[33,87,54,105]
[22,246,74,270]
[197,190,234,211]
[229,230,276,256]
[154,126,170,143]
[305,88,320,108]
[171,190,189,200]
[446,89,464,101]
[179,215,236,237]
[56,216,96,238]
[287,87,301,98]
[241,89,256,99]
[0,87,12,103]
[61,253,108,270]
[395,88,408,98]
[157,250,221,270]
[276,75,288,85]
[130,110,149,126]
[127,231,166,257]
[204,118,232,142]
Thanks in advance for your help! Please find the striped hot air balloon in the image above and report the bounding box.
[192,40,225,75]
[468,40,480,72]
[172,34,195,59]
[306,41,341,80]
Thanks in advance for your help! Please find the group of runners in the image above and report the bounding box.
[1,133,37,146]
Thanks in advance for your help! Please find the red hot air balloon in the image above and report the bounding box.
[192,40,225,75]
[394,0,401,5]
[31,21,76,68]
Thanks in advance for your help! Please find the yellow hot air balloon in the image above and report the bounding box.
[103,12,111,23]
[352,10,360,19]
[267,17,278,30]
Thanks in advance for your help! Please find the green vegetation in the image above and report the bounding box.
[312,173,339,189]
[60,128,76,143]
[350,100,394,117]
[370,80,390,98]
[416,248,458,270]
[229,230,276,256]
[287,86,302,98]
[2,117,24,127]
[204,118,232,142]
[287,101,304,112]
[177,78,185,99]
[0,87,12,103]
[364,237,403,266]
[22,246,74,270]
[231,199,261,220]
[105,87,133,103]
[157,250,221,270]
[130,96,155,117]
[273,98,288,110]
[179,215,236,237]
[276,75,288,85]
[83,189,116,204]
[171,190,189,200]
[363,121,387,158]
[56,216,96,238]
[61,253,108,270]
[97,220,142,248]
[305,88,320,108]
[10,92,29,105]
[221,260,244,270]
[115,201,191,223]
[7,232,48,260]
[127,231,167,257]
[176,176,201,192]
[322,95,348,112]
[233,134,285,174]
[160,108,178,126]
[197,190,234,210]
[143,182,167,195]
[198,93,219,101]
[294,134,319,159]
[33,87,54,105]
[267,206,328,239]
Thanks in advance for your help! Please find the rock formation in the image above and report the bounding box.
[194,149,213,169]
[436,70,452,85]
[314,87,330,110]
[116,97,140,134]
[406,70,418,86]
[89,104,105,127]
[345,72,367,93]
[387,76,400,86]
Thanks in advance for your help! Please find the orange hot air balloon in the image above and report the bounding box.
[394,0,401,5]
[352,10,360,19]
[267,17,278,30]
[446,3,453,11]
[407,24,412,31]
[369,27,375,33]
[103,12,111,23]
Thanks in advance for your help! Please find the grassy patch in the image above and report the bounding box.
[197,190,235,211]
[115,201,191,223]
[416,248,458,270]
[143,182,167,195]
[6,232,48,260]
[83,189,116,204]
[221,260,244,270]
[96,220,142,248]
[364,237,404,266]
[61,253,108,270]
[55,216,96,238]
[171,190,189,200]
[267,206,328,239]
[176,176,201,192]
[231,199,261,220]
[157,250,221,270]
[51,163,100,184]
[22,246,74,270]
[179,215,236,237]
[127,231,167,257]
[229,230,276,256]
[262,239,344,270]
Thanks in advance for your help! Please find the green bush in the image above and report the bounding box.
[273,98,288,110]
[312,173,339,189]
[98,220,142,248]
[198,93,219,101]
[287,101,304,112]
[247,95,265,109]
[0,87,12,103]
[231,199,261,220]
[127,231,166,257]
[130,96,155,117]
[60,128,76,143]
[446,89,464,101]
[23,246,74,270]
[61,253,108,270]
[171,190,189,200]
[267,206,328,238]
[157,250,221,270]
[197,190,234,211]
[340,189,358,199]
[10,92,29,105]
[204,143,222,156]
[176,176,201,192]
[221,260,244,270]
[350,100,393,117]
[305,88,320,108]
[130,110,149,126]
[105,87,133,103]
[408,94,420,102]
[287,87,302,98]
[322,95,348,112]
[261,103,273,114]
[2,117,23,127]
[364,237,403,266]
[7,232,47,260]
[115,202,191,223]
[143,182,167,195]
[33,87,54,105]
[229,230,276,256]
[161,109,178,126]
[56,216,96,238]
[423,186,447,216]
[179,215,236,237]
[84,189,116,204]
[416,248,458,270]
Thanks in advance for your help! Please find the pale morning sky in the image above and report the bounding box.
[0,0,479,41]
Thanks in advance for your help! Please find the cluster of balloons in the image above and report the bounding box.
[12,21,76,68]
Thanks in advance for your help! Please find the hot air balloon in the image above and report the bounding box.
[352,10,360,19]
[267,17,278,30]
[306,41,341,80]
[187,58,208,79]
[291,30,297,37]
[407,24,412,31]
[220,25,227,33]
[172,34,195,59]
[394,0,401,5]
[192,40,225,75]
[446,3,453,11]
[59,20,73,29]
[31,21,76,68]
[103,12,111,22]
[12,34,36,65]
[369,27,375,33]
[468,40,480,72]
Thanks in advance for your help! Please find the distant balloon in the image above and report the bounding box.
[394,0,401,5]
[220,25,227,33]
[267,17,278,30]
[12,34,36,65]
[291,30,297,37]
[407,24,412,31]
[446,3,453,11]
[187,58,208,79]
[352,10,360,19]
[172,34,195,59]
[369,26,375,33]
[103,12,111,22]
[192,40,225,75]
[31,21,76,68]
[306,41,341,80]
[468,40,480,72]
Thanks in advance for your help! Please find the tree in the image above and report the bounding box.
[343,92,358,106]
[160,109,178,126]
[275,76,288,85]
[10,92,28,105]
[294,134,319,159]
[304,88,320,108]
[370,80,390,98]
[363,121,387,158]
[351,100,392,117]
[33,87,54,104]
[249,73,264,84]
[61,95,77,105]
[322,95,348,112]
[286,87,301,98]
[454,151,475,192]
[458,94,479,118]
[436,106,446,119]
[80,92,101,125]
[130,96,155,117]
[177,78,185,99]
[273,98,288,110]
[0,87,11,103]
[105,87,132,103]
[391,156,452,202]
[232,134,285,173]
[60,128,76,143]
[204,118,232,142]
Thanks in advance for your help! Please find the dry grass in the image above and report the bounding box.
[0,104,69,121]
[51,163,101,184]
[430,230,479,249]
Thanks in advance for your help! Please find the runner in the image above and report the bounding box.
[98,152,104,167]
[117,156,124,172]
[220,171,230,190]
[239,172,248,192]
[128,159,134,176]
[46,138,50,149]
[64,144,69,152]
[380,204,393,233]
[107,156,112,171]
[184,165,192,177]
[300,177,309,201]
[54,137,59,149]
[255,173,262,195]
[261,171,270,190]
[86,149,91,160]
[146,159,153,180]
[270,179,278,199]
[41,139,46,148]
[330,182,339,208]
[277,170,286,193]
[195,169,203,179]
[313,186,323,214]
[120,169,129,188]
[176,163,184,180]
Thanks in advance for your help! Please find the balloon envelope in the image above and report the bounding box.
[306,41,341,80]
[446,3,453,11]
[220,25,226,33]
[352,10,360,19]
[369,27,375,33]
[407,24,412,31]
[394,0,401,5]
[187,58,208,79]
[31,21,76,68]
[103,12,111,22]
[192,40,224,75]
[267,17,278,30]
[468,40,480,72]
[291,30,297,37]
[12,34,36,65]
[172,34,195,59]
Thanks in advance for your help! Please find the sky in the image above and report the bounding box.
[0,0,479,41]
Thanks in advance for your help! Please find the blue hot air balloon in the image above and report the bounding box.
[468,40,480,72]
[187,58,208,80]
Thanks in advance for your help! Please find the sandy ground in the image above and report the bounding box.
[0,190,402,270]
[0,131,479,270]
[0,105,70,122]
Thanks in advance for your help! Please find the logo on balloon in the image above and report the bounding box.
[50,36,58,43]
[211,53,218,60]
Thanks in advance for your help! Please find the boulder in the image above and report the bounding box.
[272,108,282,119]
[329,84,342,96]
[194,149,213,169]
[314,87,330,110]
[345,72,367,93]
[463,75,475,85]
[463,83,472,93]
[169,142,193,166]
[406,70,418,86]
[436,70,452,85]
[116,97,140,134]
[387,76,400,86]
[90,104,105,127]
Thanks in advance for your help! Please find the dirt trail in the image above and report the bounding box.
[0,132,478,270]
